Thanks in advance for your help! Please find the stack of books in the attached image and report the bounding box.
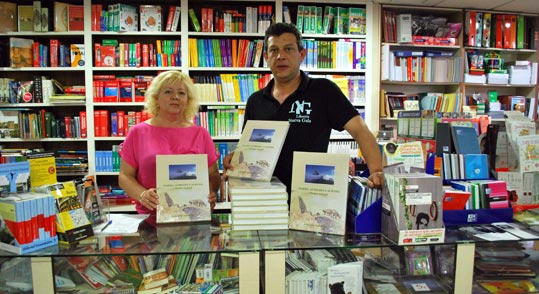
[229,177,289,231]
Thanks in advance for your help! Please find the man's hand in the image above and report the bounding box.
[367,171,384,189]
[208,191,216,212]
[222,152,234,180]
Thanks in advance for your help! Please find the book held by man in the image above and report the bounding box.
[156,154,211,223]
[226,120,289,182]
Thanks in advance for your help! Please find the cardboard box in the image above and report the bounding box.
[381,172,445,245]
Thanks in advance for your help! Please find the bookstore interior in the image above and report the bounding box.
[2,0,539,293]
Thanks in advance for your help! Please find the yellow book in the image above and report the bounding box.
[156,39,162,54]
[27,152,57,188]
[332,77,349,97]
[232,74,241,102]
[34,181,93,244]
[189,38,198,67]
[331,40,337,68]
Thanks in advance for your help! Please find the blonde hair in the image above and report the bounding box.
[145,71,199,121]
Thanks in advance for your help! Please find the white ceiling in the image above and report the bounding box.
[372,0,539,14]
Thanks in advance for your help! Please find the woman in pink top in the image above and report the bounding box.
[119,71,221,220]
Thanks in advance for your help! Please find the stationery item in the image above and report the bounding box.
[100,220,112,232]
[443,191,471,210]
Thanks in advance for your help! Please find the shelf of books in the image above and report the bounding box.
[379,5,539,129]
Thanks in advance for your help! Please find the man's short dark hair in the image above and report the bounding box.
[264,22,304,52]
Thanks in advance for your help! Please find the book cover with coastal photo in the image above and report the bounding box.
[289,152,349,235]
[156,154,211,223]
[226,120,289,182]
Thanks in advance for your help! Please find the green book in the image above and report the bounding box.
[296,5,304,32]
[188,8,201,32]
[517,14,525,49]
[316,6,323,34]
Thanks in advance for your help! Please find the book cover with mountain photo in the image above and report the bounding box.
[289,152,350,235]
[156,154,210,223]
[226,120,289,182]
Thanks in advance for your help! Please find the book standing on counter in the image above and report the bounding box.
[289,152,350,235]
[34,181,94,244]
[226,120,289,182]
[156,154,211,223]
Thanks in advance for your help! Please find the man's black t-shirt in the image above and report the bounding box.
[244,71,359,194]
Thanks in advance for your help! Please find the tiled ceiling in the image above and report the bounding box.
[373,0,539,14]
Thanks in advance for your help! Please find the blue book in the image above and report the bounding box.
[393,51,423,57]
[464,154,489,180]
[450,125,481,154]
[424,51,454,57]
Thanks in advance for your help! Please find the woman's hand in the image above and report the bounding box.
[139,188,159,210]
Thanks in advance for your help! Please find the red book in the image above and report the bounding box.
[40,109,47,138]
[142,44,149,67]
[117,111,125,136]
[135,42,141,67]
[201,8,208,32]
[91,4,97,31]
[94,43,101,67]
[99,110,109,137]
[165,6,175,31]
[93,111,101,136]
[100,45,116,67]
[64,117,72,138]
[79,111,87,138]
[149,43,155,66]
[68,5,84,31]
[33,41,40,67]
[466,11,476,46]
[495,14,504,48]
[207,8,214,32]
[135,111,142,124]
[123,114,129,135]
[50,39,59,67]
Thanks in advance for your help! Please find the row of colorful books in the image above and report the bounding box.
[465,11,536,49]
[94,149,120,173]
[294,5,366,35]
[8,38,84,68]
[301,39,366,70]
[93,110,151,137]
[56,150,88,175]
[195,107,244,138]
[382,48,463,83]
[94,40,181,68]
[192,73,271,103]
[0,109,87,140]
[191,5,273,34]
[91,4,180,33]
[383,10,461,45]
[3,1,83,33]
[92,75,152,103]
[188,38,263,69]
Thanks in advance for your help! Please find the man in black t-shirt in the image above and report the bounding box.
[225,22,383,194]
